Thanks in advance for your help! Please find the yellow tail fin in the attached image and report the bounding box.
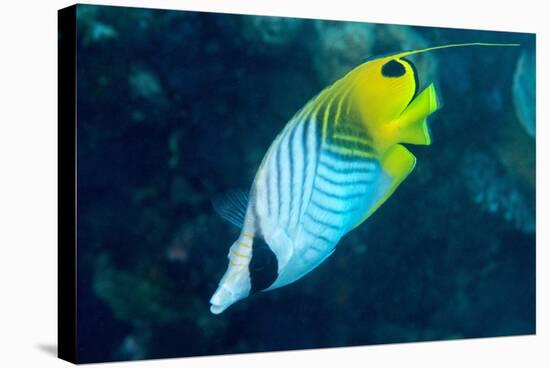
[394,83,439,145]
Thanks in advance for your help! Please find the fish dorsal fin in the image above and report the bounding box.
[212,189,249,228]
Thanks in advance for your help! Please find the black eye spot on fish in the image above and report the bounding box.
[382,59,406,77]
[249,237,278,293]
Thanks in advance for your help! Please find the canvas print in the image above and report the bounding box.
[58,4,536,364]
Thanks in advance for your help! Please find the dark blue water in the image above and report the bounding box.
[75,4,535,363]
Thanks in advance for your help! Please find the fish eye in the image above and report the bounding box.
[249,237,278,293]
[381,59,406,78]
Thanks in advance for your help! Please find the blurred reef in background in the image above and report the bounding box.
[75,5,535,363]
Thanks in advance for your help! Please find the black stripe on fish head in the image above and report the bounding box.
[381,58,419,101]
[249,237,278,294]
[400,57,419,102]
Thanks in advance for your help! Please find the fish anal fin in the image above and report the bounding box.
[212,189,249,228]
[352,144,416,229]
[382,143,417,180]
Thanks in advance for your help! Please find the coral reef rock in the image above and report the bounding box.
[313,21,377,84]
[513,49,536,138]
[461,151,535,234]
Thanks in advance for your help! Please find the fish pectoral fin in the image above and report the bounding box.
[212,189,249,228]
[352,144,416,229]
[394,83,439,145]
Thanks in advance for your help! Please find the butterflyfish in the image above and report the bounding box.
[209,42,519,314]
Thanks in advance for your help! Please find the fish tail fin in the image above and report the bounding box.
[394,83,439,145]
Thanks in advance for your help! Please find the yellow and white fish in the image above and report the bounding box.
[209,42,518,314]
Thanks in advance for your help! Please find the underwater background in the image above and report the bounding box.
[74,4,536,363]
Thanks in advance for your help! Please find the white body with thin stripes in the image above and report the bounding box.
[210,84,393,314]
[210,77,399,315]
[250,99,393,291]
